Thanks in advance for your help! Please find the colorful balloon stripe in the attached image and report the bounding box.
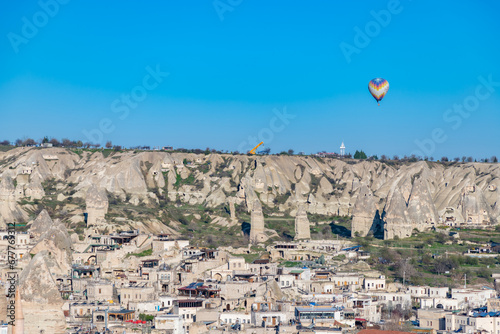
[368,78,389,104]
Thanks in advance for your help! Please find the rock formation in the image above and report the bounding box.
[384,187,412,239]
[25,173,45,200]
[250,199,266,244]
[228,198,237,223]
[384,174,452,239]
[294,205,311,240]
[86,183,109,227]
[30,209,55,241]
[0,175,26,228]
[458,184,492,225]
[1,147,500,240]
[407,177,439,231]
[30,217,73,276]
[351,185,380,237]
[18,251,67,334]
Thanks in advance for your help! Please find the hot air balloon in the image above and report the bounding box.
[368,78,389,106]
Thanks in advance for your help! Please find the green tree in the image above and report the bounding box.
[465,257,478,266]
[433,257,458,275]
[23,138,36,146]
[139,313,155,321]
[477,267,492,280]
[49,138,61,147]
[354,150,367,159]
[422,253,433,265]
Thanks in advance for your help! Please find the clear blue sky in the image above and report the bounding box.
[1,0,499,158]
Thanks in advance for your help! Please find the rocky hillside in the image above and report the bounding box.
[0,147,499,241]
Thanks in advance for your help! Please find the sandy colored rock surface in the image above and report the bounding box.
[0,148,499,239]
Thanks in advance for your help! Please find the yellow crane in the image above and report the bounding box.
[248,142,263,155]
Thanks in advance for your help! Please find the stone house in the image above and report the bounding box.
[363,276,386,291]
[220,312,252,326]
[155,314,185,334]
[119,285,155,307]
[417,308,446,331]
[86,280,114,302]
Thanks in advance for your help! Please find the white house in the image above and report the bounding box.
[364,276,386,291]
[155,314,185,334]
[220,312,252,325]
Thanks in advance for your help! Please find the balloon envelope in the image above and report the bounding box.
[368,78,389,105]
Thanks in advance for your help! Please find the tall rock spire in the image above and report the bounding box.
[250,199,266,244]
[85,184,109,227]
[407,177,439,230]
[351,185,379,237]
[19,251,66,333]
[294,205,311,240]
[384,187,411,239]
